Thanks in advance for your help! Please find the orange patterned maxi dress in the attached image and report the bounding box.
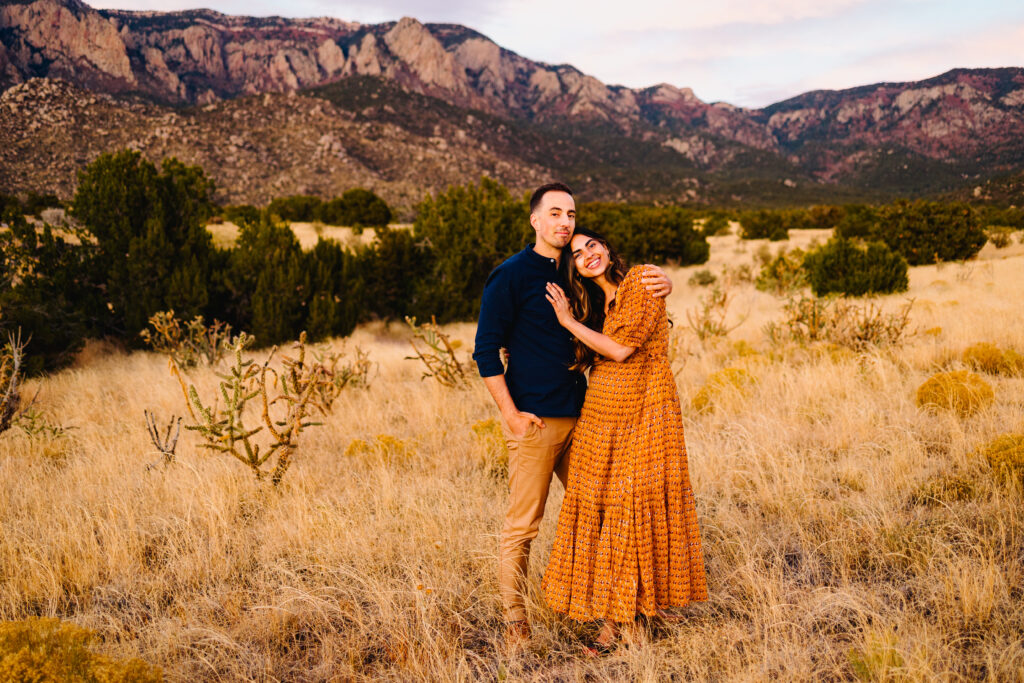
[542,265,707,622]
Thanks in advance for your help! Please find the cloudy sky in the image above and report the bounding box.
[93,0,1024,107]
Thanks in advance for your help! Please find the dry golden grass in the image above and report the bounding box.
[2,231,1024,680]
[206,221,412,250]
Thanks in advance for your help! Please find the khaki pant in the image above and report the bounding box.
[499,416,576,622]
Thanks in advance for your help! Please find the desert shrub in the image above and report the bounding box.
[910,473,976,506]
[412,178,528,322]
[848,625,904,682]
[962,342,1024,376]
[764,294,913,350]
[702,211,730,236]
[0,193,20,216]
[978,434,1024,488]
[471,418,508,479]
[688,269,716,287]
[979,205,1024,231]
[223,204,261,226]
[581,203,709,265]
[140,310,233,367]
[835,204,881,239]
[739,209,788,240]
[985,226,1014,249]
[0,212,104,372]
[0,617,161,682]
[804,204,846,230]
[802,237,908,296]
[721,263,754,287]
[344,434,414,464]
[319,188,392,230]
[691,367,754,413]
[21,191,62,217]
[268,194,322,222]
[686,285,744,341]
[838,201,986,265]
[915,370,994,417]
[755,247,807,295]
[72,150,215,338]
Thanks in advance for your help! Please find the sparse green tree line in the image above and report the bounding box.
[4,151,1019,373]
[0,152,712,373]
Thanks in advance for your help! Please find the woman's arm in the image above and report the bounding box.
[545,283,636,362]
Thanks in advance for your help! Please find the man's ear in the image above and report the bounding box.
[529,212,539,231]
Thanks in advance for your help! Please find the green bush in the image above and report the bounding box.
[837,201,986,265]
[359,227,429,320]
[755,247,807,295]
[835,204,881,239]
[802,237,908,296]
[72,150,215,338]
[267,194,322,222]
[223,204,262,226]
[702,211,730,236]
[0,212,105,373]
[581,203,709,265]
[320,188,392,229]
[412,178,529,322]
[223,216,308,347]
[304,238,364,340]
[739,209,788,240]
[22,191,62,217]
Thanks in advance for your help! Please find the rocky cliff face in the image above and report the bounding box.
[2,0,1024,201]
[757,69,1024,174]
[0,0,773,152]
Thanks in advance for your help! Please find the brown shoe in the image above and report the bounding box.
[503,619,532,650]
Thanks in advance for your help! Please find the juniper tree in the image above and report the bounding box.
[412,177,529,322]
[71,150,215,337]
[0,210,104,373]
[225,216,307,347]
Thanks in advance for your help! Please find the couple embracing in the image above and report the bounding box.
[473,183,707,653]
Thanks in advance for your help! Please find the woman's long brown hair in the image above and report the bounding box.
[560,227,628,373]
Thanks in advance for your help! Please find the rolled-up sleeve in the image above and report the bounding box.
[473,268,515,377]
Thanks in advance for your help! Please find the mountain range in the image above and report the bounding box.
[2,0,1023,208]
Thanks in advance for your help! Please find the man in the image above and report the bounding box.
[473,182,673,645]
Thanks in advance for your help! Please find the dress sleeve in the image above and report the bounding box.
[604,266,664,348]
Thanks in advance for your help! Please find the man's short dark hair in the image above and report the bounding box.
[529,182,574,214]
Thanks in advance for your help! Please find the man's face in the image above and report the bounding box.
[530,191,575,255]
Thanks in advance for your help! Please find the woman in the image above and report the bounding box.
[541,227,706,651]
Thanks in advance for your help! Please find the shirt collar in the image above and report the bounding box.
[524,243,560,269]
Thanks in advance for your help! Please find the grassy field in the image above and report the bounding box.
[2,229,1023,680]
[206,221,411,250]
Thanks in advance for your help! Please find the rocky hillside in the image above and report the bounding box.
[2,0,1023,204]
[0,77,551,209]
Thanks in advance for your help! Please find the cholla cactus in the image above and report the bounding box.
[311,344,375,411]
[141,310,234,368]
[144,410,181,464]
[404,316,468,388]
[172,332,332,486]
[0,330,27,435]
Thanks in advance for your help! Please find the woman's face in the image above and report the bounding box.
[571,233,610,279]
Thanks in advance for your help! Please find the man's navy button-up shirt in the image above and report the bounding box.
[473,245,587,418]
